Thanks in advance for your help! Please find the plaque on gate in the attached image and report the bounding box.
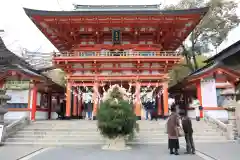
[112,29,121,45]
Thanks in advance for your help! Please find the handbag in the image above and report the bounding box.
[164,117,169,134]
[177,118,185,137]
[177,126,185,137]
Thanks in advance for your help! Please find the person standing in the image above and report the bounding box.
[181,111,195,154]
[191,96,200,121]
[166,106,180,155]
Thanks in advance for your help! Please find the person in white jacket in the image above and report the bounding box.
[190,97,200,121]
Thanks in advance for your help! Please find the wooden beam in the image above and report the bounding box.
[69,74,166,81]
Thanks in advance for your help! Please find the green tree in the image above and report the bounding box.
[169,55,208,86]
[165,0,240,71]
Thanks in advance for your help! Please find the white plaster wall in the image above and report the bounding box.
[152,71,160,75]
[101,63,113,67]
[204,110,228,122]
[122,71,132,75]
[35,111,48,120]
[51,112,58,119]
[4,111,56,120]
[216,82,232,87]
[72,71,83,75]
[4,111,30,120]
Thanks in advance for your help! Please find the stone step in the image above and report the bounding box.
[6,135,226,142]
[4,139,232,146]
[19,129,218,134]
[5,120,228,146]
[8,135,225,141]
[13,132,223,137]
[30,121,209,125]
[23,125,216,129]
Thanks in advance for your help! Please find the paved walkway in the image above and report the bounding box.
[0,146,42,160]
[196,142,240,160]
[0,145,202,160]
[30,145,202,160]
[1,143,240,160]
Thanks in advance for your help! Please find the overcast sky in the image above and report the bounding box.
[0,0,239,56]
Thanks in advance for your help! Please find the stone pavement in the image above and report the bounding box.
[1,143,240,160]
[0,146,42,160]
[195,142,240,160]
[29,145,202,160]
[0,144,202,160]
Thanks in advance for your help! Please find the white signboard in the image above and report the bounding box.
[6,90,29,104]
[201,78,218,107]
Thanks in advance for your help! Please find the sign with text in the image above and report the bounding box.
[201,78,218,107]
[4,80,30,90]
[112,29,121,44]
[6,90,29,104]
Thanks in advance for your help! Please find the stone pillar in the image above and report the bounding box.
[135,81,141,120]
[31,82,37,121]
[225,100,238,140]
[65,81,72,119]
[163,83,169,118]
[236,105,240,138]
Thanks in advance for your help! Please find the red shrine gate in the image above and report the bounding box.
[24,5,208,119]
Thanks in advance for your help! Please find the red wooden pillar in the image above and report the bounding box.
[78,93,82,117]
[135,81,141,120]
[0,80,4,88]
[48,93,52,120]
[163,83,169,117]
[73,88,78,117]
[196,80,203,118]
[31,82,37,121]
[93,82,99,117]
[65,81,71,118]
[157,91,162,116]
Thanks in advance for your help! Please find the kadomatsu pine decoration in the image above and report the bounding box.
[97,84,139,150]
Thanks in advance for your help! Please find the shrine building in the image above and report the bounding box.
[169,40,240,121]
[24,5,208,119]
[0,37,64,120]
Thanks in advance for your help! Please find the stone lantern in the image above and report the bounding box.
[0,88,10,143]
[221,88,239,140]
[0,89,10,123]
[221,88,239,124]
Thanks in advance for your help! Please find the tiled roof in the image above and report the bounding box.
[73,4,161,11]
[24,7,209,16]
[205,40,240,63]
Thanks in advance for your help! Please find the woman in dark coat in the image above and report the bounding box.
[167,106,180,155]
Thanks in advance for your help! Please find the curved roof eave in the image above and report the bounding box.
[204,40,240,63]
[23,7,209,17]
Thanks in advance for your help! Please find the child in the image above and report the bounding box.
[181,111,195,154]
